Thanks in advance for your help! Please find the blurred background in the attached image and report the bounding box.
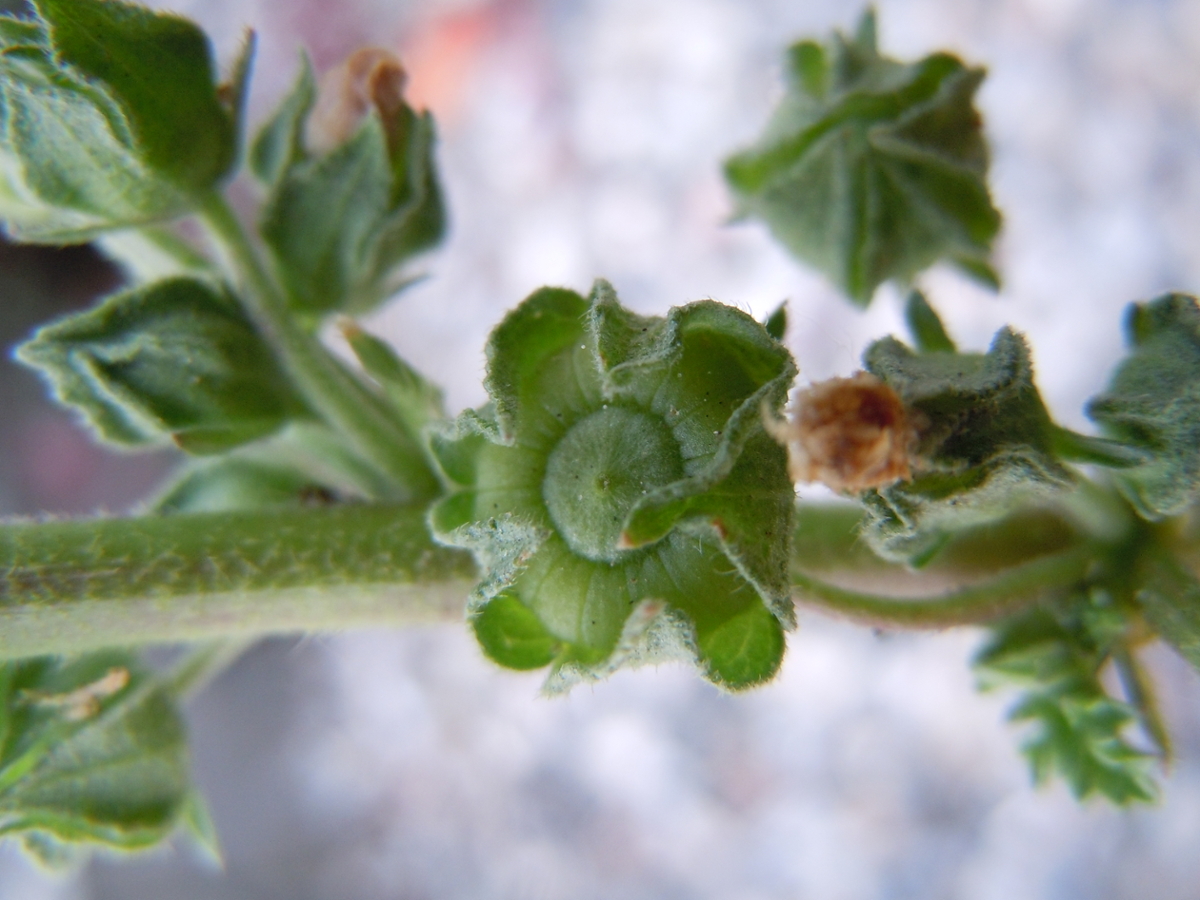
[3,0,1200,897]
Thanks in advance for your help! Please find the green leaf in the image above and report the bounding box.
[1087,293,1200,519]
[33,0,236,192]
[0,651,191,854]
[15,277,305,453]
[0,0,237,241]
[975,601,1158,805]
[860,326,1072,563]
[149,423,390,513]
[430,280,795,691]
[257,68,445,316]
[0,46,184,241]
[724,9,1000,305]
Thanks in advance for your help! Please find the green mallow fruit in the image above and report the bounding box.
[429,280,797,691]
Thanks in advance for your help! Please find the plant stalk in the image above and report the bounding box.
[0,504,475,660]
[196,192,439,500]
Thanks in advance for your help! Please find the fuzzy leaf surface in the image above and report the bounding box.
[724,10,1000,305]
[861,327,1071,563]
[0,651,190,856]
[16,277,304,453]
[33,0,236,190]
[0,1,235,241]
[1088,294,1200,519]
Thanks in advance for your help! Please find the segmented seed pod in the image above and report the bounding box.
[428,280,797,691]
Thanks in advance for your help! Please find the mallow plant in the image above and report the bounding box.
[0,0,1196,866]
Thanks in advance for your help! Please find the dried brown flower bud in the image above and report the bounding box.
[766,372,914,492]
[305,47,409,155]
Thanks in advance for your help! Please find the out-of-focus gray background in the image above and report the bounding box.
[3,0,1200,897]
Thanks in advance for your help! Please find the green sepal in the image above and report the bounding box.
[0,651,191,856]
[904,289,955,353]
[430,280,795,691]
[221,29,255,154]
[764,302,788,341]
[249,55,315,187]
[861,326,1072,563]
[178,790,222,868]
[975,599,1158,805]
[257,71,445,316]
[15,277,305,454]
[472,592,562,670]
[343,322,445,438]
[724,9,1000,306]
[1087,294,1200,519]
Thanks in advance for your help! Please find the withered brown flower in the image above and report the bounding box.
[766,372,914,492]
[305,47,409,155]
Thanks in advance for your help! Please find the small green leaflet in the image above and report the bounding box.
[1088,293,1200,519]
[975,598,1159,805]
[0,651,191,859]
[16,277,306,454]
[724,10,1000,306]
[256,61,446,316]
[861,324,1071,564]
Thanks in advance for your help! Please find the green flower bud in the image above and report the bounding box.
[430,281,797,691]
[0,1,240,242]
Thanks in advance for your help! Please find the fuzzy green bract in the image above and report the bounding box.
[0,0,239,242]
[1087,294,1200,520]
[254,57,446,317]
[429,280,797,691]
[723,10,1000,306]
[16,277,306,454]
[0,651,191,864]
[860,325,1072,564]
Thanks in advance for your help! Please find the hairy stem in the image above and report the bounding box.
[791,546,1094,628]
[0,504,475,660]
[196,192,439,500]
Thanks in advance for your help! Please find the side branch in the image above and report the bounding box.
[0,504,475,659]
[791,547,1094,628]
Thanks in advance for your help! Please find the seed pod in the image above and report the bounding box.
[429,280,798,692]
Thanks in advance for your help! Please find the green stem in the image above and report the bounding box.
[196,192,439,500]
[791,546,1094,628]
[0,504,475,660]
[1050,425,1146,469]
